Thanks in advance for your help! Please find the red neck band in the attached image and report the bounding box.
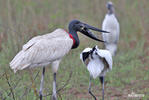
[64,30,75,46]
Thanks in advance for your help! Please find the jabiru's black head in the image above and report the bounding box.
[106,1,114,14]
[68,20,109,49]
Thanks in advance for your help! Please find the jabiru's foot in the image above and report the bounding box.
[52,94,57,100]
[39,91,42,100]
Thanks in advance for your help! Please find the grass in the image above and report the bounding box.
[0,0,149,100]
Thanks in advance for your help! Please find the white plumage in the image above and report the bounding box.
[80,45,112,100]
[102,1,120,56]
[96,49,112,70]
[80,46,112,79]
[87,56,104,79]
[10,29,73,73]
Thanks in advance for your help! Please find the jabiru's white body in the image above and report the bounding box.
[102,1,120,56]
[10,29,73,73]
[80,46,112,100]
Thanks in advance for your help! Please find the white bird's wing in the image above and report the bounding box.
[96,49,112,70]
[10,29,73,72]
[115,21,120,43]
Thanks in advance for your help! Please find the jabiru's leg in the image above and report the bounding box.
[52,73,57,100]
[51,60,61,100]
[88,76,97,100]
[99,76,104,100]
[39,67,45,100]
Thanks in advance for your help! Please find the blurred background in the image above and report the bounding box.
[0,0,149,99]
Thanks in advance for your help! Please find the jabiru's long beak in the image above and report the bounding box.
[82,28,105,42]
[82,23,109,33]
[75,22,109,42]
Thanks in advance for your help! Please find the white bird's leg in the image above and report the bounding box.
[99,76,104,100]
[39,67,45,100]
[52,73,57,100]
[88,76,97,100]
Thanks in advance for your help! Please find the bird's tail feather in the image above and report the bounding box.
[10,50,30,73]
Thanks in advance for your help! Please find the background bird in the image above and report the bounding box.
[80,45,112,100]
[102,1,120,56]
[9,20,109,100]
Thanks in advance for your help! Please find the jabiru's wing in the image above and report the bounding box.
[96,49,112,70]
[10,29,73,72]
[23,29,69,50]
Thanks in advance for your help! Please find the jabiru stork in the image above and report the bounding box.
[9,20,109,100]
[102,1,120,56]
[80,45,112,100]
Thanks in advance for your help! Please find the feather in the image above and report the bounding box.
[96,49,112,70]
[10,29,73,72]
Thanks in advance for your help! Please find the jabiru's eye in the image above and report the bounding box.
[80,26,85,31]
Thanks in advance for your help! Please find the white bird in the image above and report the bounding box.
[9,20,109,100]
[102,1,120,56]
[80,45,112,100]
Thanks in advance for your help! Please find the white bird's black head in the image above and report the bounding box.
[90,45,99,59]
[106,1,114,14]
[68,20,109,49]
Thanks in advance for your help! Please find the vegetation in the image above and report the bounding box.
[0,0,149,99]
